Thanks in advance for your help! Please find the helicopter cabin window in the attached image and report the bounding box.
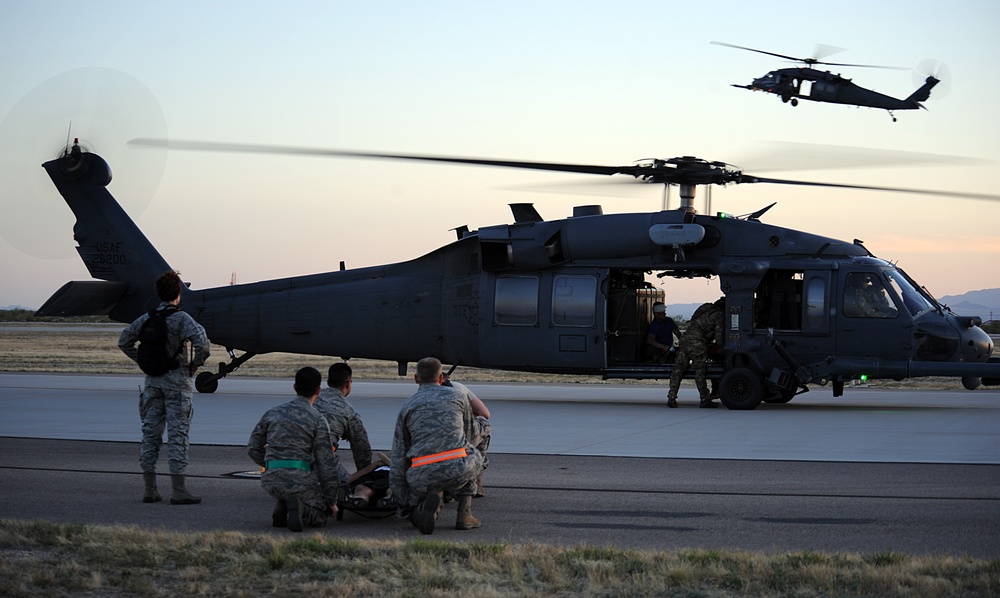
[551,275,597,327]
[843,273,898,319]
[754,270,803,330]
[804,276,827,330]
[494,275,539,326]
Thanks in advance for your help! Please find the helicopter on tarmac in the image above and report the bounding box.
[711,41,943,122]
[36,138,1000,410]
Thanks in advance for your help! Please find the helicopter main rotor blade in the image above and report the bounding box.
[130,137,1000,203]
[809,60,909,70]
[129,138,749,186]
[710,41,803,62]
[711,41,907,70]
[741,175,1000,202]
[128,138,628,176]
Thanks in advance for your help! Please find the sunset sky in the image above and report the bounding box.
[1,0,998,309]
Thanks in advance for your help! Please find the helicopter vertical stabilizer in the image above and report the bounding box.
[36,143,170,322]
[904,76,939,105]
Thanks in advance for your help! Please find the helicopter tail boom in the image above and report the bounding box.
[35,145,171,323]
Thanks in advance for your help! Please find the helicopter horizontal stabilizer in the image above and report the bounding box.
[35,280,130,317]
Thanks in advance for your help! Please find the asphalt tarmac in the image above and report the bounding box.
[1,372,999,556]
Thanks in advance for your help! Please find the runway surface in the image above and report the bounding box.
[1,372,998,556]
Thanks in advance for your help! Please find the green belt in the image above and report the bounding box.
[266,460,311,471]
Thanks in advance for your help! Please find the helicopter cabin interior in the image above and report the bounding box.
[477,268,678,373]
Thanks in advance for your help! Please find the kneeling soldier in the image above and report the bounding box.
[390,357,486,534]
[248,367,340,531]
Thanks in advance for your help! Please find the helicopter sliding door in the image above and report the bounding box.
[752,268,833,365]
[479,269,606,373]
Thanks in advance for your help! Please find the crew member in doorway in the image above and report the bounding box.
[647,302,682,363]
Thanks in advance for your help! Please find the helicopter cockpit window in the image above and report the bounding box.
[885,269,934,317]
[843,273,898,319]
[494,275,539,326]
[552,275,597,327]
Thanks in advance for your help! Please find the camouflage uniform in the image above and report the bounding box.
[314,387,373,483]
[247,396,341,527]
[119,301,211,475]
[390,383,485,511]
[446,380,491,495]
[667,301,724,404]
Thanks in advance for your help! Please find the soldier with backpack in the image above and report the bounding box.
[119,270,211,505]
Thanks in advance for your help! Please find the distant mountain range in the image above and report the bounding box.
[937,288,1000,322]
[667,288,1000,322]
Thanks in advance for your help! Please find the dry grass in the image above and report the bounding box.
[0,322,989,390]
[0,323,647,384]
[1,519,997,597]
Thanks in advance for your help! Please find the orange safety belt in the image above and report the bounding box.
[411,447,467,468]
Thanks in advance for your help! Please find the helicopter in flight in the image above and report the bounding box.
[711,41,942,122]
[36,138,1000,410]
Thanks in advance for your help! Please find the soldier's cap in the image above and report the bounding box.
[652,303,666,314]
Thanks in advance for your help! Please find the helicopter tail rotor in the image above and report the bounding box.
[913,59,951,100]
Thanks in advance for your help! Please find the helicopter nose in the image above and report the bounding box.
[959,324,993,363]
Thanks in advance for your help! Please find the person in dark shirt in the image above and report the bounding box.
[647,302,682,363]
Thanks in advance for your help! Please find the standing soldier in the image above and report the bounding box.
[314,362,374,486]
[391,357,486,535]
[119,270,211,505]
[667,296,725,409]
[247,366,341,532]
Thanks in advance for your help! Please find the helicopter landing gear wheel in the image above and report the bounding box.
[195,371,219,394]
[719,367,764,410]
[790,98,798,107]
[962,376,981,391]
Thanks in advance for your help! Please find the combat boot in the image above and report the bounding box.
[411,491,442,535]
[142,472,161,503]
[455,495,481,530]
[699,398,718,408]
[272,499,288,527]
[666,395,678,408]
[169,474,202,505]
[286,499,303,532]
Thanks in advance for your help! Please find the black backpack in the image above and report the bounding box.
[136,306,181,376]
